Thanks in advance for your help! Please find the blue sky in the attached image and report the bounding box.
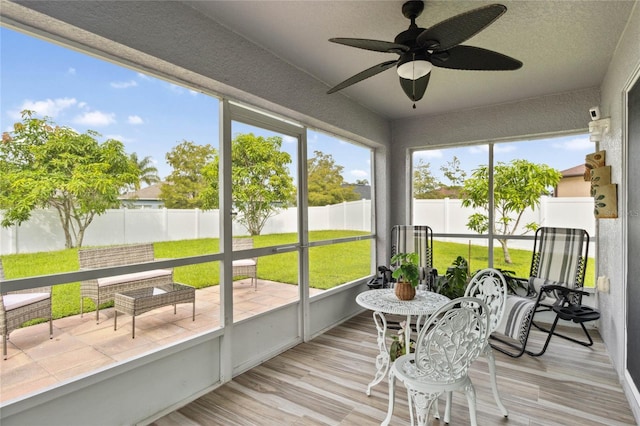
[1,26,592,186]
[0,27,372,185]
[415,133,594,184]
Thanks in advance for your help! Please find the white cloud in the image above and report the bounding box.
[110,80,138,89]
[128,115,144,125]
[137,73,152,81]
[283,135,297,144]
[9,97,78,120]
[553,136,592,151]
[350,169,368,178]
[189,89,198,96]
[308,133,319,144]
[415,149,444,159]
[73,110,116,127]
[469,145,488,154]
[67,67,76,75]
[494,144,516,153]
[104,134,134,143]
[168,83,184,94]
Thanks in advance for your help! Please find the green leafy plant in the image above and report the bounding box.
[388,321,414,361]
[496,268,528,294]
[434,255,470,299]
[390,252,420,287]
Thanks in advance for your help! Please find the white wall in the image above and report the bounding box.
[0,197,593,255]
[597,1,640,421]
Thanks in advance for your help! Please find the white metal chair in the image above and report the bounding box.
[232,238,258,290]
[440,268,510,421]
[0,258,53,360]
[382,297,490,426]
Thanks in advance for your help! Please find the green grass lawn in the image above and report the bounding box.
[1,231,595,322]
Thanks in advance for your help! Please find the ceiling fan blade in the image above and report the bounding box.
[417,4,507,51]
[399,73,430,102]
[327,60,398,94]
[431,45,522,70]
[329,38,409,54]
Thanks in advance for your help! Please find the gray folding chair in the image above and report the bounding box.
[391,225,434,289]
[490,227,597,357]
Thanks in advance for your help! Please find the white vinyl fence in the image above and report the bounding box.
[414,197,596,250]
[0,197,594,255]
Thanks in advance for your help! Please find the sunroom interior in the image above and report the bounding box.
[1,1,639,425]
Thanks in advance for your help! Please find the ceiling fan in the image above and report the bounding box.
[326,1,522,108]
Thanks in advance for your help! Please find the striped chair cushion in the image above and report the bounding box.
[496,295,536,342]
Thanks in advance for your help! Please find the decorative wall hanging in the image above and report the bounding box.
[586,150,618,219]
[593,183,618,218]
[590,165,611,196]
[584,150,606,181]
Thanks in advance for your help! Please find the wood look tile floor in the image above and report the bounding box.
[151,312,637,426]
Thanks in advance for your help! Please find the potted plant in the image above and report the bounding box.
[388,321,414,361]
[391,252,420,300]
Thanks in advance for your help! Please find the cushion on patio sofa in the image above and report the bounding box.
[3,292,50,311]
[97,269,172,287]
[232,259,256,267]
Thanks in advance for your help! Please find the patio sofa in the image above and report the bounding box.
[79,243,173,323]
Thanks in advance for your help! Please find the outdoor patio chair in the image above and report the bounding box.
[0,258,53,360]
[232,238,258,290]
[391,225,434,288]
[382,297,490,426]
[442,268,509,420]
[490,227,597,357]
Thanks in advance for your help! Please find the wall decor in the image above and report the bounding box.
[593,183,618,218]
[590,165,612,196]
[584,150,606,181]
[585,150,618,219]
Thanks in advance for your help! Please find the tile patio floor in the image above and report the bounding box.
[1,280,322,404]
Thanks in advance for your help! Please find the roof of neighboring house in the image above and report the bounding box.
[120,182,164,201]
[560,164,586,178]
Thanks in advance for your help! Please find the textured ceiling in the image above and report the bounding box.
[183,0,635,120]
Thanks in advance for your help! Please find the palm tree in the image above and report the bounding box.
[130,153,160,188]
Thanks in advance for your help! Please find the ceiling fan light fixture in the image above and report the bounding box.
[397,53,432,80]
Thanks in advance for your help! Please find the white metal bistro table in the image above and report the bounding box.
[356,288,450,395]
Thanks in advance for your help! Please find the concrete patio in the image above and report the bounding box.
[1,280,321,403]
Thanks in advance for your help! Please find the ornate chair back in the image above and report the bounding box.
[414,297,490,382]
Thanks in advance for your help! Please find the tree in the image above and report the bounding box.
[130,152,160,187]
[200,133,296,236]
[461,159,562,263]
[413,159,442,199]
[0,110,138,248]
[121,153,160,195]
[439,156,467,198]
[440,156,467,187]
[307,151,359,206]
[160,140,216,208]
